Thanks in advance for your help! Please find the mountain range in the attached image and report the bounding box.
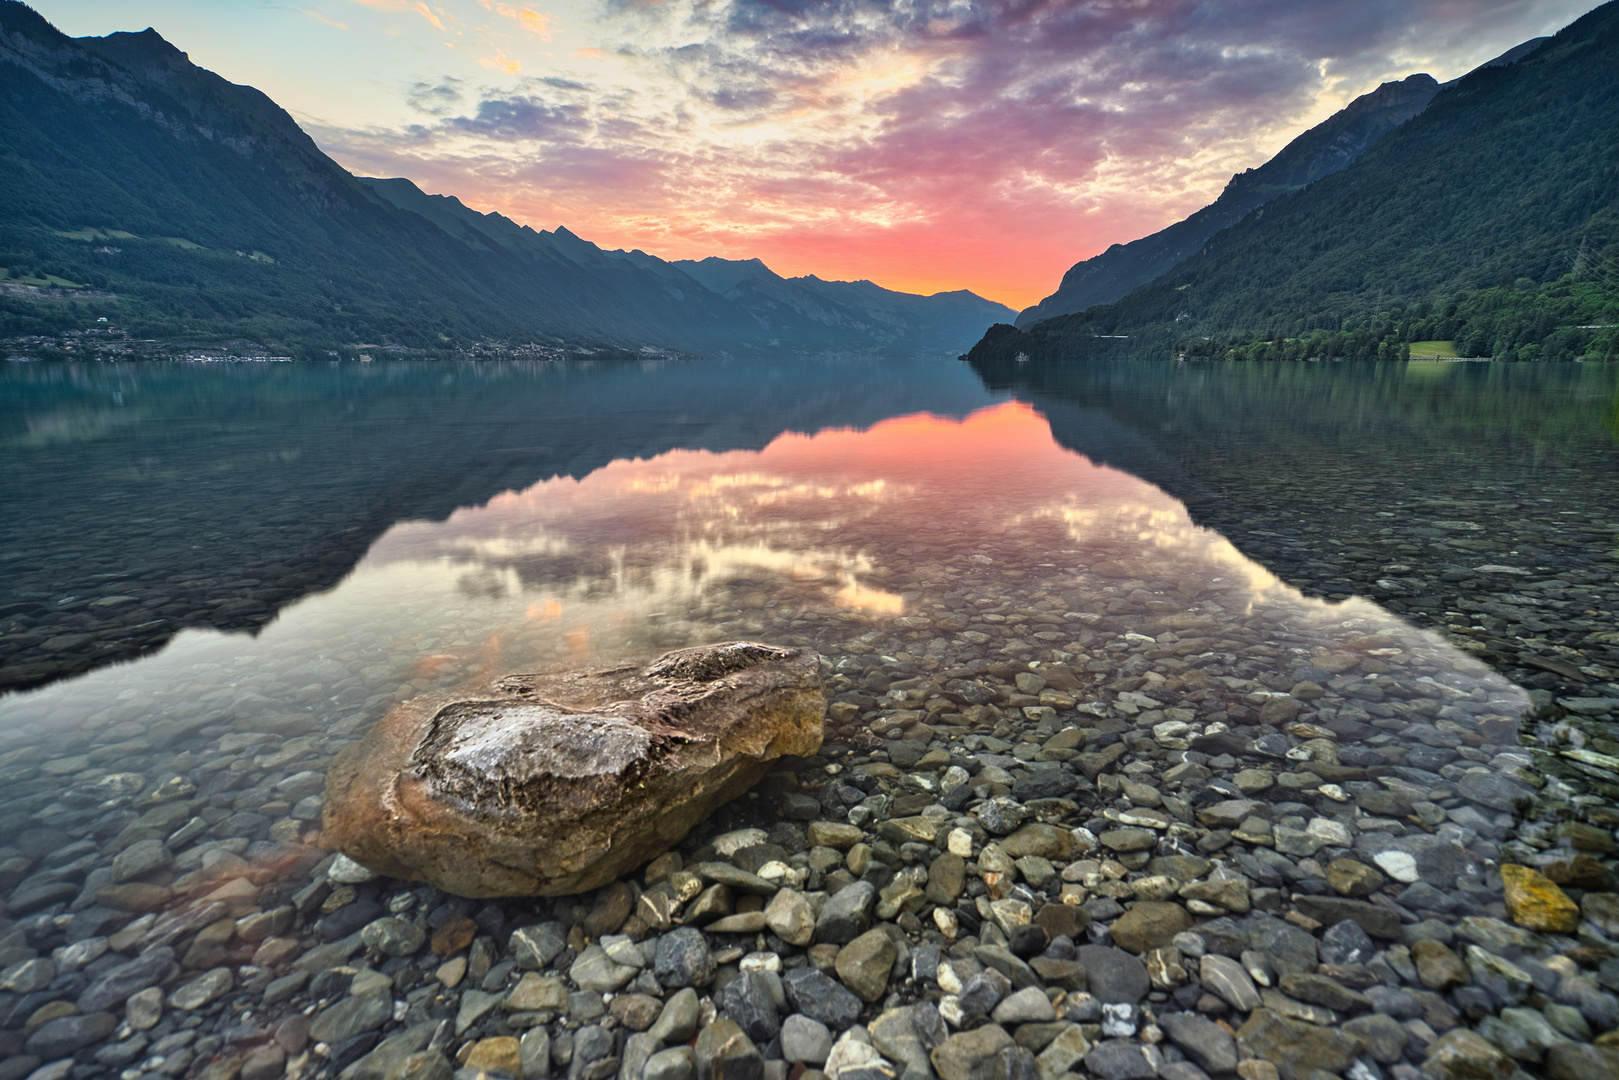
[974,1,1619,364]
[0,2,1011,357]
[357,177,1012,354]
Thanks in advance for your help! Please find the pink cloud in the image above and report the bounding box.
[316,0,1601,308]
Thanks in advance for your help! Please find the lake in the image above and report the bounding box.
[0,356,1616,1079]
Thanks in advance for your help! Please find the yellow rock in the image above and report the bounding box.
[1501,864,1580,933]
[464,1037,522,1075]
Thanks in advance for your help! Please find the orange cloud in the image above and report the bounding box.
[478,49,521,74]
[481,1,555,39]
[413,3,447,31]
[347,0,450,33]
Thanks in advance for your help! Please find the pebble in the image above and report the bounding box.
[990,986,1055,1024]
[327,853,379,884]
[781,1014,833,1065]
[24,1012,117,1060]
[1084,1040,1160,1080]
[834,929,898,1003]
[646,1046,697,1080]
[932,1023,1013,1080]
[1200,955,1262,1012]
[310,990,392,1044]
[1078,946,1150,1005]
[783,968,863,1031]
[1371,850,1419,883]
[1158,1012,1237,1073]
[361,915,426,956]
[167,966,234,1010]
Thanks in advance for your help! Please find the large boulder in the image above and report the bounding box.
[324,642,825,896]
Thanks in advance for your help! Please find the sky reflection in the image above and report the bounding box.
[0,400,1523,739]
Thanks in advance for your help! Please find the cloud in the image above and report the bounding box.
[479,49,523,73]
[448,89,592,139]
[406,77,465,115]
[301,8,349,30]
[348,0,456,33]
[481,1,557,39]
[315,0,1604,307]
[413,2,450,32]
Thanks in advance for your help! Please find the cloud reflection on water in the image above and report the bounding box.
[0,400,1524,735]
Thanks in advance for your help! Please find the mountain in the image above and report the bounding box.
[355,177,752,349]
[1016,74,1442,327]
[662,256,1016,351]
[356,182,1015,352]
[971,1,1619,365]
[0,2,1010,356]
[0,5,621,351]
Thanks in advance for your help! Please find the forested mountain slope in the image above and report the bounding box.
[970,1,1619,365]
[1016,74,1442,327]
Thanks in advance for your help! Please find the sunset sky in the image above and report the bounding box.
[32,0,1603,309]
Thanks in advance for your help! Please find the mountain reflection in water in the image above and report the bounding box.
[1,399,1522,759]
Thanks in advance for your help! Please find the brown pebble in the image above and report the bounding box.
[431,917,478,955]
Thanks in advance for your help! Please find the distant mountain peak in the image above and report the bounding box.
[672,256,783,295]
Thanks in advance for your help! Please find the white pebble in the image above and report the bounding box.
[326,853,377,884]
[1372,850,1420,882]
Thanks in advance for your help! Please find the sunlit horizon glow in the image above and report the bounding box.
[30,0,1605,309]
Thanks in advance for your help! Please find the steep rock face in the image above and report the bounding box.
[323,642,827,897]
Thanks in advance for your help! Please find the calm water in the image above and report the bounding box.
[0,393,1529,744]
[0,356,1616,1074]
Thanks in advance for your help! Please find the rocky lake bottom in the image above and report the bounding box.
[1,363,1617,1080]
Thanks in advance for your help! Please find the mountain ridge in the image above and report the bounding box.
[0,1,1011,356]
[358,177,1016,352]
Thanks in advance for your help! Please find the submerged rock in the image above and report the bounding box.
[324,642,825,895]
[1500,864,1581,933]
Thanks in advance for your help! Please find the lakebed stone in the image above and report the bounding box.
[324,642,826,895]
[1236,1009,1358,1080]
[1500,864,1580,934]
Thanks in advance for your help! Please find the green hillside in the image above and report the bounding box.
[1016,73,1441,326]
[969,1,1619,365]
[0,9,625,352]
